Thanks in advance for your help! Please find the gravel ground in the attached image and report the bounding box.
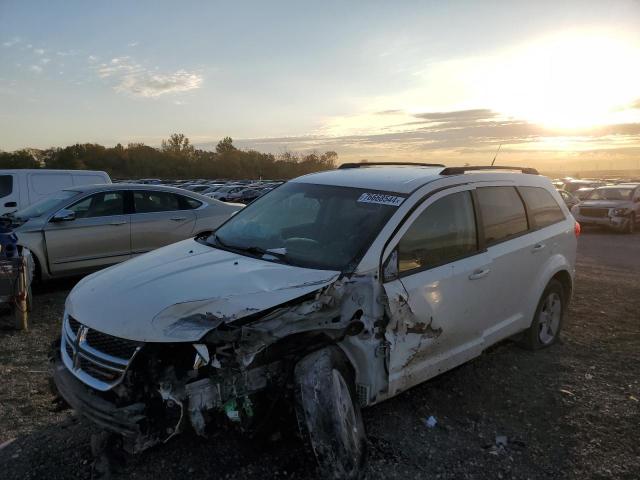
[1,230,639,479]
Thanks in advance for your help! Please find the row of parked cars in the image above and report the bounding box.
[120,178,285,204]
[553,177,640,234]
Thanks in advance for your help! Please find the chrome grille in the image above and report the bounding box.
[580,207,609,218]
[61,315,142,391]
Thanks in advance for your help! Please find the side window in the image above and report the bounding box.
[398,191,477,273]
[133,191,181,213]
[476,187,528,245]
[0,175,13,199]
[180,196,203,210]
[519,187,566,228]
[68,192,125,218]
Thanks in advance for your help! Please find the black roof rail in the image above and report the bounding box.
[339,162,445,169]
[440,165,539,175]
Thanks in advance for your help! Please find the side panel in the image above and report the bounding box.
[27,172,74,204]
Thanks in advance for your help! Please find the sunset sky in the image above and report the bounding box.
[1,0,640,171]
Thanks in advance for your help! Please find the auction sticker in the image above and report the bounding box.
[357,192,405,206]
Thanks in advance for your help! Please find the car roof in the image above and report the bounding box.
[292,165,547,194]
[292,166,446,194]
[62,183,212,199]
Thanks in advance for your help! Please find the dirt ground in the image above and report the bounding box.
[1,229,639,479]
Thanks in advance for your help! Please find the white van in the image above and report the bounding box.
[0,169,111,215]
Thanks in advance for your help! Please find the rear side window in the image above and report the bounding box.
[519,187,565,228]
[476,187,528,245]
[134,191,181,213]
[398,191,477,273]
[0,175,13,198]
[180,196,202,210]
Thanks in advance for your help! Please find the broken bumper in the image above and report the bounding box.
[52,358,146,438]
[574,214,630,231]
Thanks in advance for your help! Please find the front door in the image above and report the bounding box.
[382,187,494,397]
[45,191,131,275]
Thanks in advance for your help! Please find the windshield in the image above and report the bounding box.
[207,182,402,271]
[587,188,633,201]
[13,190,79,219]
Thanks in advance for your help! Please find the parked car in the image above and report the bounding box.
[571,184,640,233]
[209,185,246,201]
[52,164,577,479]
[0,169,111,216]
[11,184,242,281]
[563,179,606,193]
[558,189,580,209]
[574,187,597,200]
[224,187,264,203]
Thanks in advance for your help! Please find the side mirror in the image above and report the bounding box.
[51,209,76,223]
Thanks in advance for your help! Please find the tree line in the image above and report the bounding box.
[0,134,338,180]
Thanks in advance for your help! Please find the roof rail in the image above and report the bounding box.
[339,162,445,169]
[440,165,539,175]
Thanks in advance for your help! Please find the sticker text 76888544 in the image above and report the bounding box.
[357,192,405,207]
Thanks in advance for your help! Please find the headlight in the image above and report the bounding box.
[613,208,629,216]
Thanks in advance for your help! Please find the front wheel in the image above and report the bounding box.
[521,279,566,350]
[294,348,366,480]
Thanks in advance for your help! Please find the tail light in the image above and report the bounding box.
[574,221,581,237]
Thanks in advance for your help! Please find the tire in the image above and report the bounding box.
[294,348,366,480]
[625,213,636,234]
[521,279,566,350]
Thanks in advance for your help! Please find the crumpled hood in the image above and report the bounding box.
[579,200,631,209]
[66,239,340,342]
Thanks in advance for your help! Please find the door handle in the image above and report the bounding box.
[469,268,490,280]
[170,217,187,221]
[532,243,546,253]
[4,201,17,208]
[111,220,127,225]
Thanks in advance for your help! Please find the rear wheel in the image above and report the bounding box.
[625,213,636,234]
[522,279,565,350]
[294,348,366,480]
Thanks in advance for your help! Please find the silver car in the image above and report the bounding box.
[10,184,242,280]
[571,184,640,233]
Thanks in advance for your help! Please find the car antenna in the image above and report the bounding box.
[491,143,502,166]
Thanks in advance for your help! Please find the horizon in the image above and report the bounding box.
[1,1,640,170]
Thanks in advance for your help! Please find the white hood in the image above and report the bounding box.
[66,239,340,342]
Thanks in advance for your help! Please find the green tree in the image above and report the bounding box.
[216,136,236,154]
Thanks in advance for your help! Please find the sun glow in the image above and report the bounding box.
[483,30,640,129]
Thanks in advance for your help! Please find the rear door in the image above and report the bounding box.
[44,190,130,275]
[473,185,537,343]
[130,190,197,255]
[382,186,494,396]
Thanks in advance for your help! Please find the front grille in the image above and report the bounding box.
[68,316,82,336]
[85,329,141,360]
[580,208,609,218]
[77,356,122,383]
[61,316,142,391]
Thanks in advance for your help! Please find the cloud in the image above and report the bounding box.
[40,58,51,64]
[33,48,45,55]
[2,37,20,47]
[412,108,496,122]
[127,41,139,47]
[29,65,43,74]
[95,56,203,98]
[88,55,98,62]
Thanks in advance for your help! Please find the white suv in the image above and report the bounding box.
[52,164,578,479]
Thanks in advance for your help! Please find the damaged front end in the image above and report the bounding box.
[52,275,383,455]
